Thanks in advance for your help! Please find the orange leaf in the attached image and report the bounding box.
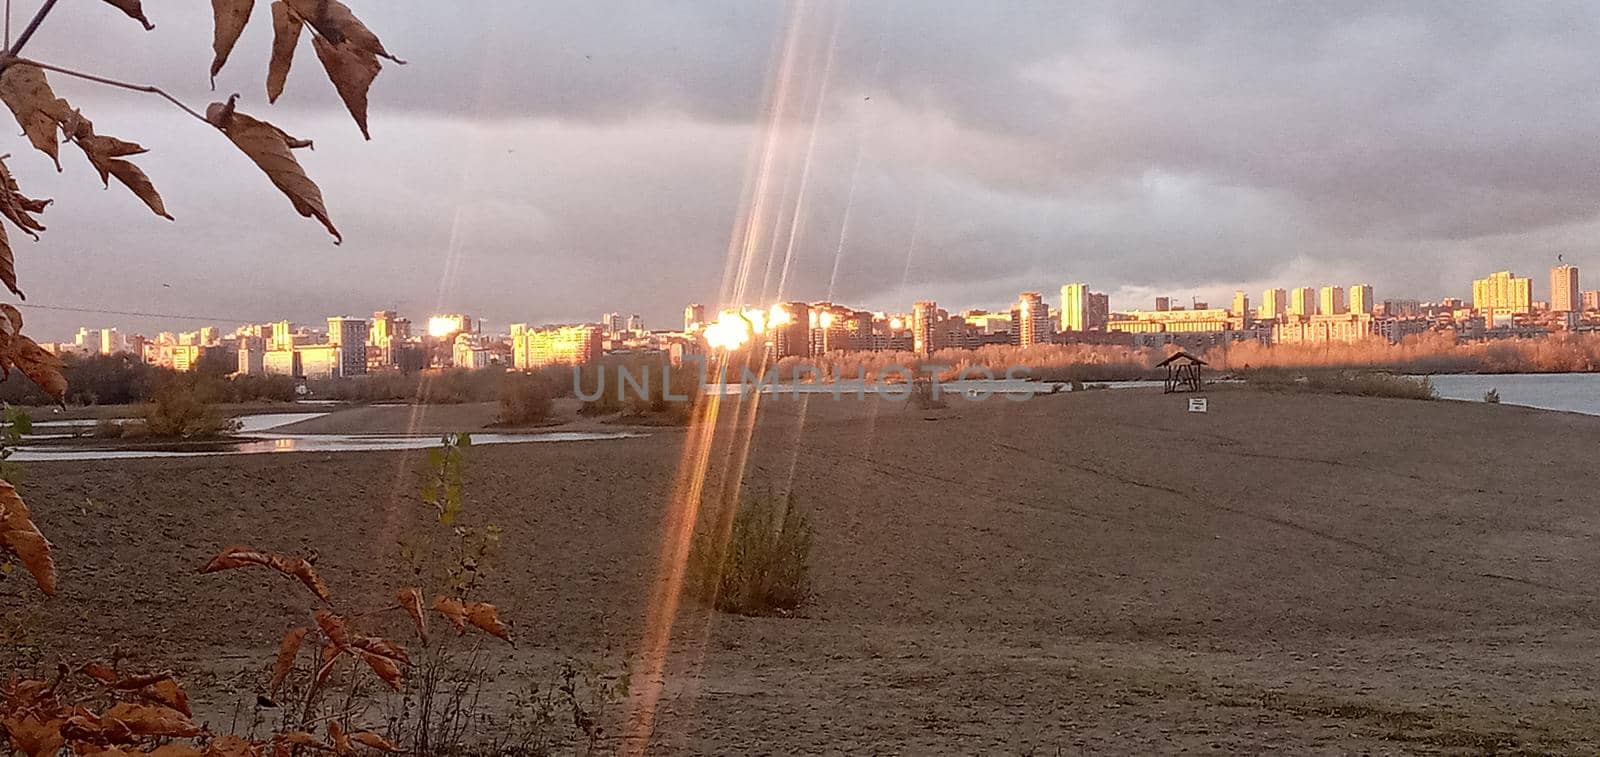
[431,596,466,633]
[268,626,307,696]
[325,722,351,755]
[100,702,201,738]
[0,478,55,595]
[465,602,511,644]
[139,679,192,718]
[205,96,339,243]
[62,110,172,221]
[395,588,426,642]
[201,545,330,602]
[9,335,67,407]
[348,730,399,753]
[0,63,69,170]
[1,713,64,757]
[80,661,118,685]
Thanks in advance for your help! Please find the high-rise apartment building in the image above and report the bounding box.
[327,316,370,377]
[911,300,939,354]
[1154,296,1171,312]
[1260,288,1287,321]
[98,328,120,355]
[1472,270,1533,321]
[626,314,644,333]
[511,324,603,369]
[1289,287,1316,318]
[1231,290,1250,321]
[1086,292,1109,330]
[1552,265,1580,313]
[684,303,706,332]
[1583,290,1600,312]
[1060,283,1089,332]
[1318,286,1346,316]
[1011,292,1050,347]
[1348,284,1374,315]
[771,302,811,358]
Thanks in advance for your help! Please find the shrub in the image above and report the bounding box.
[910,377,948,409]
[497,372,555,426]
[1245,370,1437,400]
[1484,388,1501,404]
[140,380,241,439]
[688,495,813,616]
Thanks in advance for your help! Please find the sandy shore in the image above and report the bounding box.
[7,387,1600,753]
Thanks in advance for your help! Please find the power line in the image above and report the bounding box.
[15,303,274,324]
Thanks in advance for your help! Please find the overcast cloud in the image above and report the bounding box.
[11,0,1600,338]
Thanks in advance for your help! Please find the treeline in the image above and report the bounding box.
[0,353,299,406]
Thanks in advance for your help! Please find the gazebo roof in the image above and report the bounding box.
[1155,350,1208,367]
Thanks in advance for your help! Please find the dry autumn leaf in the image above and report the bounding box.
[266,1,302,103]
[0,155,50,242]
[285,0,402,63]
[325,722,351,755]
[0,478,54,596]
[99,0,154,30]
[311,35,379,140]
[62,111,172,220]
[205,96,339,243]
[101,702,202,738]
[8,334,67,406]
[465,602,511,643]
[2,713,65,757]
[348,730,399,753]
[314,610,408,690]
[0,63,70,169]
[210,0,258,83]
[139,678,192,718]
[271,731,327,753]
[268,626,308,696]
[200,545,331,601]
[432,596,466,633]
[395,587,426,642]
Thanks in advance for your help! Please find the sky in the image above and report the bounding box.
[10,0,1600,340]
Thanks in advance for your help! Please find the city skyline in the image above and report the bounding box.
[11,4,1600,342]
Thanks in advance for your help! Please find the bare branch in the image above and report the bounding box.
[12,58,211,125]
[2,0,55,62]
[5,0,12,49]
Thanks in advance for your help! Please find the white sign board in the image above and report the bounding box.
[1188,397,1208,413]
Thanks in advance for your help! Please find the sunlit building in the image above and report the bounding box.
[427,314,474,339]
[1349,284,1374,315]
[326,317,370,377]
[1059,284,1089,332]
[1289,287,1316,318]
[911,300,939,354]
[1472,270,1533,323]
[1552,265,1580,313]
[1583,290,1600,312]
[1231,290,1250,321]
[511,324,603,369]
[1273,313,1377,344]
[1260,288,1287,322]
[1107,308,1236,334]
[684,303,706,332]
[99,328,121,355]
[1318,286,1346,316]
[770,302,811,358]
[1011,292,1050,347]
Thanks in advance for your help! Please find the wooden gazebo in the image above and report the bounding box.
[1156,351,1207,393]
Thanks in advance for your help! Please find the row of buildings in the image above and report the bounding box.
[43,265,1600,377]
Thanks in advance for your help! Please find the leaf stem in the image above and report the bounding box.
[12,58,211,125]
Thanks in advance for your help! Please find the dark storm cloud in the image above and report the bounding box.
[11,1,1600,338]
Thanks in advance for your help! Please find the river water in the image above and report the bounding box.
[1423,373,1600,416]
[12,411,645,462]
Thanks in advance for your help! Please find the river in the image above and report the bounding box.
[1423,373,1600,416]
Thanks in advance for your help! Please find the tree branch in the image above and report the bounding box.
[12,58,211,125]
[2,0,55,63]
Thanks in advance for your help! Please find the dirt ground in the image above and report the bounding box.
[8,386,1600,754]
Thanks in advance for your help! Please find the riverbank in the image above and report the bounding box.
[6,387,1599,752]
